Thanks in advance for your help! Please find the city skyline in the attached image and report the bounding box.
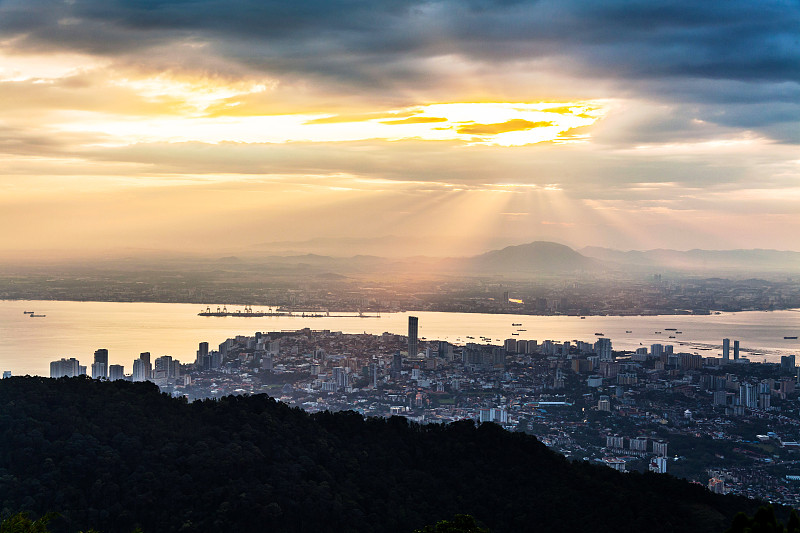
[1,1,798,258]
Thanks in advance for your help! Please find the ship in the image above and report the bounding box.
[23,311,33,314]
[665,328,678,331]
[30,314,46,318]
[594,332,604,336]
[786,336,799,340]
[512,323,522,326]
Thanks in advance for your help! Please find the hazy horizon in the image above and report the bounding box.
[1,1,798,258]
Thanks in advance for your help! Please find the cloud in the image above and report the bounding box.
[380,116,448,125]
[304,111,419,125]
[457,119,554,135]
[1,0,797,141]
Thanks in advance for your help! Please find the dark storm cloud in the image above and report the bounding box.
[2,0,796,82]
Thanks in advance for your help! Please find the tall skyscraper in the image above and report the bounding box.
[733,340,740,361]
[133,352,152,381]
[408,316,419,357]
[196,342,210,369]
[93,348,108,378]
[722,338,730,363]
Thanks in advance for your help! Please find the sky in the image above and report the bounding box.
[0,0,798,258]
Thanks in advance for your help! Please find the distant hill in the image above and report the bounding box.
[0,377,762,533]
[581,247,800,272]
[466,241,600,274]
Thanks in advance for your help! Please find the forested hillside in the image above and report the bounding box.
[0,377,764,532]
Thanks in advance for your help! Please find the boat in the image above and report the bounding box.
[786,336,798,340]
[676,331,683,334]
[669,335,676,339]
[23,311,33,314]
[512,323,522,326]
[594,333,604,336]
[625,330,632,333]
[512,333,519,336]
[580,317,586,319]
[30,314,46,318]
[665,328,677,331]
[654,331,661,334]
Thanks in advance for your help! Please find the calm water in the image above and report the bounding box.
[1,300,798,376]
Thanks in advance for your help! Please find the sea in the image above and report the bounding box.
[1,300,798,376]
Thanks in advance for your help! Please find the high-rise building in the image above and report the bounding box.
[196,342,209,369]
[132,358,148,382]
[332,366,348,390]
[651,344,663,360]
[733,340,740,361]
[594,338,612,361]
[50,358,81,378]
[722,338,730,363]
[93,349,108,378]
[392,351,403,376]
[154,355,177,379]
[782,355,796,373]
[91,362,106,379]
[652,440,668,457]
[408,316,419,357]
[108,364,125,381]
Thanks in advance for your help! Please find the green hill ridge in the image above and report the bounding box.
[0,377,764,533]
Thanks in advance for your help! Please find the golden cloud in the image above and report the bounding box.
[456,119,554,135]
[380,116,449,125]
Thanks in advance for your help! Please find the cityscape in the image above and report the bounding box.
[41,314,800,507]
[1,0,799,530]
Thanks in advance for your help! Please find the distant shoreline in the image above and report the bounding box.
[2,297,799,318]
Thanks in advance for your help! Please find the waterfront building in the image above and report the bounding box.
[733,340,740,361]
[651,344,663,360]
[594,338,612,361]
[722,338,730,363]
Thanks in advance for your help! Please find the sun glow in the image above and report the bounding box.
[53,93,607,146]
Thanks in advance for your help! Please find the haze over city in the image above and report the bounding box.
[0,0,798,260]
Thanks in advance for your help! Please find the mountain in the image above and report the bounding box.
[466,241,600,274]
[0,377,762,533]
[581,247,800,273]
